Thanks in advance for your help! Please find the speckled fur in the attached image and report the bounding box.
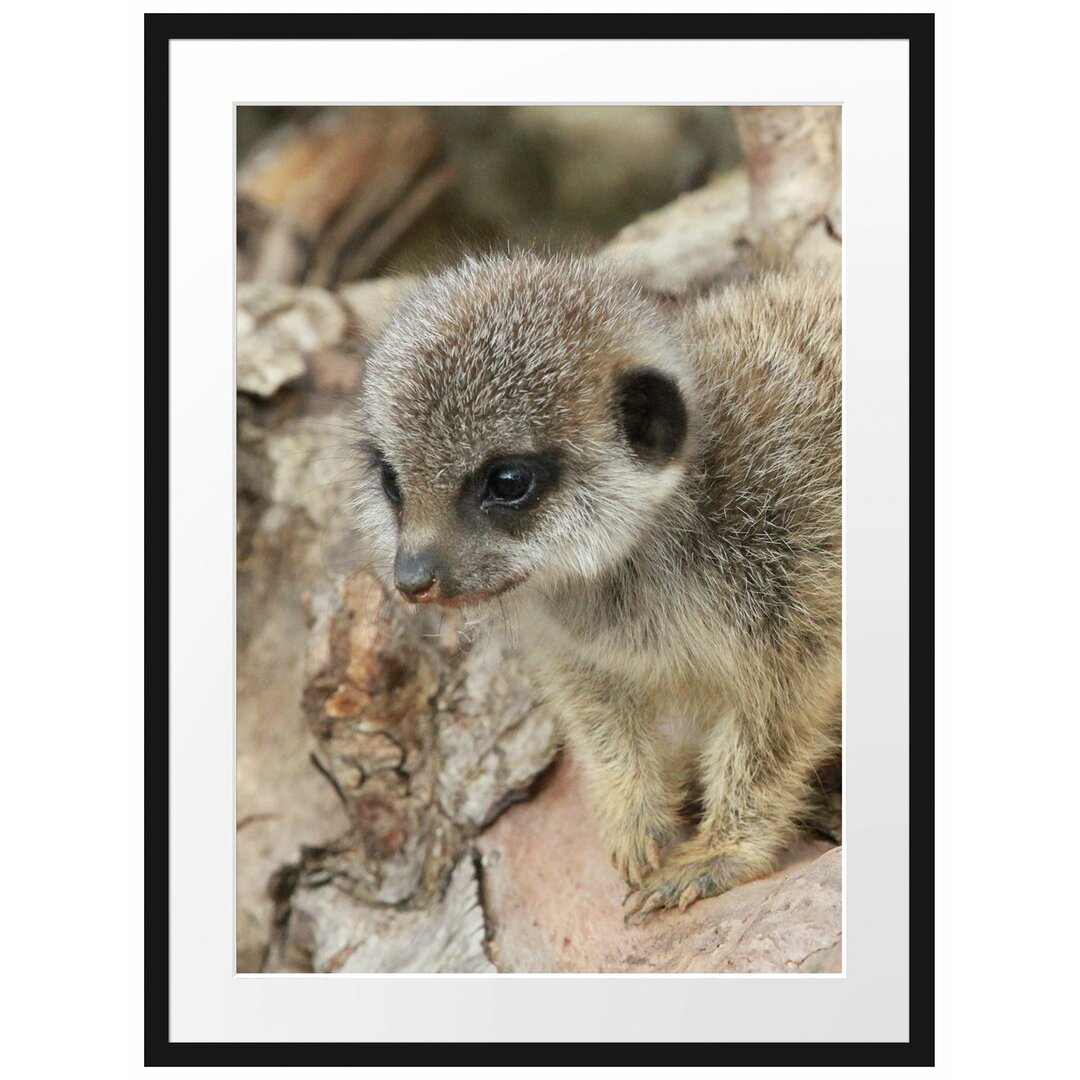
[354,252,841,916]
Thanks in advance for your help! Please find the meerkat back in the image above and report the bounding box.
[602,268,843,916]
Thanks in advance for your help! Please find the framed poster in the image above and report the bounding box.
[150,11,932,1064]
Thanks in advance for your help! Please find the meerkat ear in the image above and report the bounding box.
[615,368,688,464]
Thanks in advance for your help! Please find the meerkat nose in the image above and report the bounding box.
[395,550,438,603]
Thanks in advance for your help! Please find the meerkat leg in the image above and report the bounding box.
[554,672,686,888]
[625,679,839,918]
[570,721,686,889]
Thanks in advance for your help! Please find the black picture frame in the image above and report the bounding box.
[146,12,934,1066]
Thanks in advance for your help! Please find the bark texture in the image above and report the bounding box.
[238,106,451,287]
[732,105,842,266]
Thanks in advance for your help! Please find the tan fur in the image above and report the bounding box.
[355,253,841,916]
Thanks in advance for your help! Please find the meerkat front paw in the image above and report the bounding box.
[622,836,772,921]
[607,821,679,888]
[623,865,720,921]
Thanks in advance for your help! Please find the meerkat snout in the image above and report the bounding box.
[393,548,437,602]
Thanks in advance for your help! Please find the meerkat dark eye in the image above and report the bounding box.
[483,462,534,506]
[376,455,402,506]
[471,454,559,522]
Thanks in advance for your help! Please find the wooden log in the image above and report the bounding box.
[262,569,559,972]
[238,107,451,287]
[731,105,842,266]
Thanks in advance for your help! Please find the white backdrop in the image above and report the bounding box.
[8,1,1080,1074]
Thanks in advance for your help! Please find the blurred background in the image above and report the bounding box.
[238,105,743,287]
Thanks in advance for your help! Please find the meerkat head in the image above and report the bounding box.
[354,252,694,608]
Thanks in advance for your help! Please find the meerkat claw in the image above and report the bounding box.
[677,882,702,911]
[612,852,626,880]
[622,890,647,919]
[626,890,669,924]
[645,834,663,871]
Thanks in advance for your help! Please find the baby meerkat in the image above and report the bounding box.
[355,252,841,917]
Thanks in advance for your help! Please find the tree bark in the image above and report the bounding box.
[732,105,842,266]
[238,107,452,287]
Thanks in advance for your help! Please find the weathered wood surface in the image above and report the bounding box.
[237,278,412,399]
[732,105,842,266]
[238,107,452,287]
[271,853,496,974]
[478,757,841,974]
[263,570,558,973]
[238,107,843,973]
